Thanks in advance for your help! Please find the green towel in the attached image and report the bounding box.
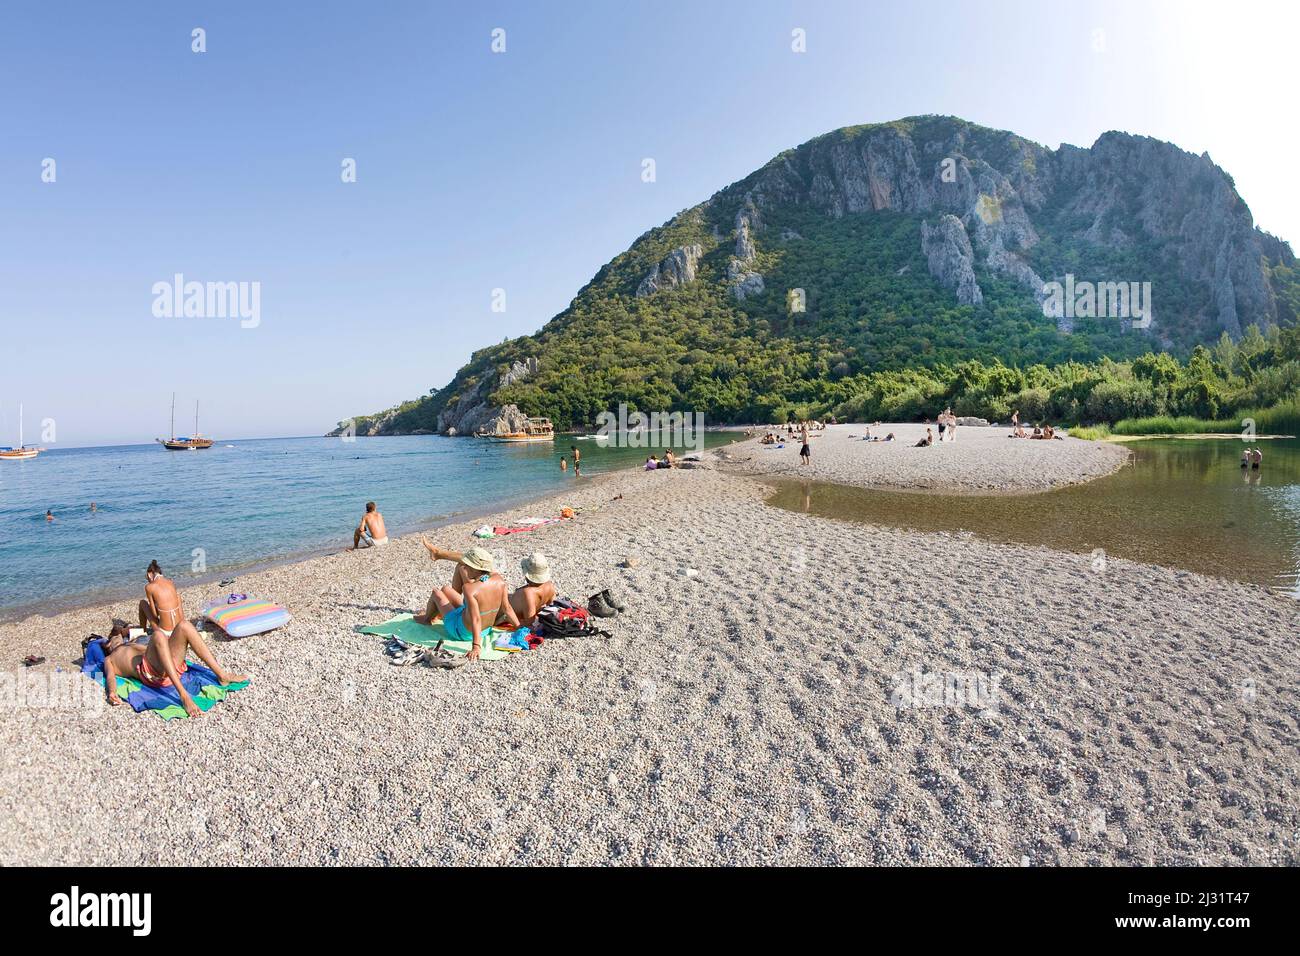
[95,672,250,721]
[358,614,511,661]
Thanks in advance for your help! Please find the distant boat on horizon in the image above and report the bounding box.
[0,403,42,461]
[157,394,214,450]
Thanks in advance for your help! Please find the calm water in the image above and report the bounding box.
[0,433,735,619]
[768,438,1300,596]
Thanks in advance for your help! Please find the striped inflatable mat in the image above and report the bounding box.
[204,596,292,638]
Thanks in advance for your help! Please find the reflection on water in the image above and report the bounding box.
[767,438,1300,596]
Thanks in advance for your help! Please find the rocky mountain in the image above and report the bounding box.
[331,115,1297,435]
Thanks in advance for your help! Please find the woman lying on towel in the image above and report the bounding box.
[413,544,521,661]
[101,609,247,718]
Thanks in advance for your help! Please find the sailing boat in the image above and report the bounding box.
[0,403,42,461]
[157,394,214,450]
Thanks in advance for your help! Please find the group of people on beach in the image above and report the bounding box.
[644,449,680,469]
[353,500,559,661]
[560,445,582,475]
[933,408,959,442]
[758,420,818,465]
[1008,410,1060,440]
[412,540,556,659]
[97,561,248,717]
[95,498,561,713]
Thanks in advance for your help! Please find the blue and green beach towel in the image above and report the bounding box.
[81,639,250,720]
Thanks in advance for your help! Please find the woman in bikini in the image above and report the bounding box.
[131,563,247,715]
[139,559,185,638]
[414,545,520,660]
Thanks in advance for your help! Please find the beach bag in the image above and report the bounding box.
[534,599,608,639]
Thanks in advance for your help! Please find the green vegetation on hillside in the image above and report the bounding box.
[335,115,1300,437]
[832,324,1300,435]
[363,206,1171,433]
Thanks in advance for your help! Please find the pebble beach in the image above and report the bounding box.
[1,426,1297,866]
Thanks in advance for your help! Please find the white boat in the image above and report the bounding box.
[0,404,41,461]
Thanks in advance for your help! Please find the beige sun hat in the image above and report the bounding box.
[521,552,551,584]
[460,546,495,573]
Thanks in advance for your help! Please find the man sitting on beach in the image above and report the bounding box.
[352,501,389,550]
[125,567,247,716]
[414,544,520,660]
[419,541,556,626]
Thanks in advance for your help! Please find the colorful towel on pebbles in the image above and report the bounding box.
[203,596,292,637]
[81,640,250,720]
[357,615,511,661]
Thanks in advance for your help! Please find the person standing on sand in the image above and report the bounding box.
[798,423,811,465]
[352,501,388,550]
[133,562,247,716]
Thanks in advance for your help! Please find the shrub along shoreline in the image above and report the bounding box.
[831,324,1300,439]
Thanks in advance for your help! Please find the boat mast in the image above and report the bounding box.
[195,400,200,438]
[18,402,23,450]
[171,392,176,440]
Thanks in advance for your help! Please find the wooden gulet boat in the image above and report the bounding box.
[477,417,556,443]
[0,403,42,461]
[157,394,215,450]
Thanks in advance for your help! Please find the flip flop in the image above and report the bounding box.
[21,655,45,667]
[601,588,628,612]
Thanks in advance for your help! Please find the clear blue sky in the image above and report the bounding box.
[2,0,1295,446]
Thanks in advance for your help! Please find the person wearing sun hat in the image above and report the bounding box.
[414,543,520,660]
[507,552,557,627]
[416,539,558,625]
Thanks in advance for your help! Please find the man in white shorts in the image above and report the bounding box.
[353,500,389,549]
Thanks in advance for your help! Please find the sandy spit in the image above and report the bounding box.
[724,423,1131,493]
[0,443,1296,866]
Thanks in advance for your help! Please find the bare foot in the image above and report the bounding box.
[216,671,249,685]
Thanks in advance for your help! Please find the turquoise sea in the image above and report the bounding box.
[0,434,734,620]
